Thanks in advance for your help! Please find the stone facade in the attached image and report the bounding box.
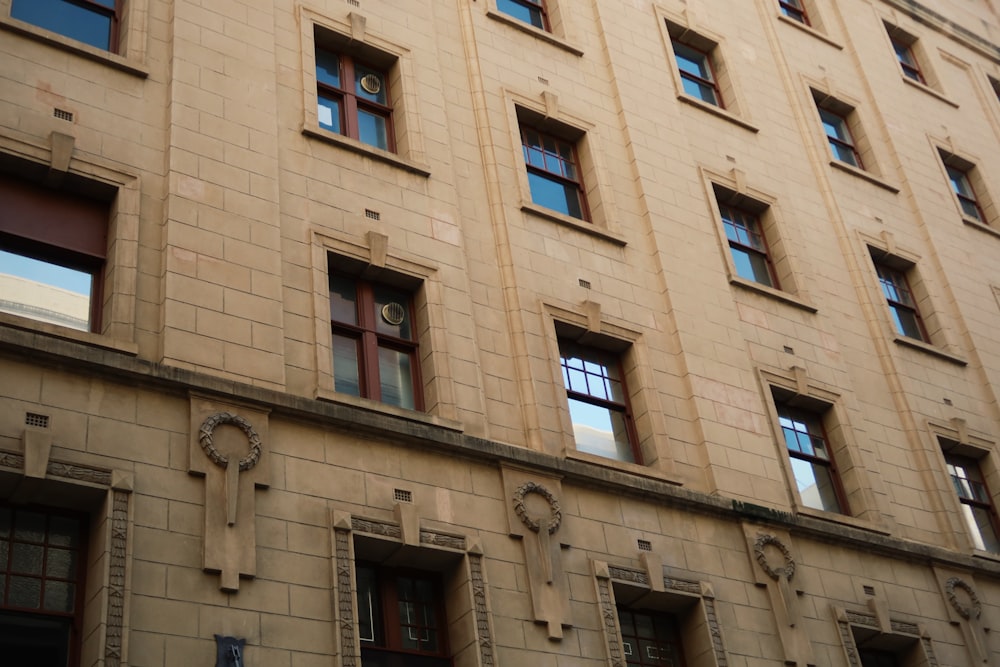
[1,0,1000,664]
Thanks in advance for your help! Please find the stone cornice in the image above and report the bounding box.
[880,0,1000,62]
[2,324,1000,580]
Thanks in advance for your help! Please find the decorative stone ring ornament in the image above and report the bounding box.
[199,412,263,526]
[512,481,562,585]
[513,481,562,534]
[945,577,982,620]
[754,533,796,581]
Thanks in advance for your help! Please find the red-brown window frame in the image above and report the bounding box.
[329,272,423,411]
[818,106,864,169]
[497,0,549,31]
[890,35,925,84]
[874,262,929,342]
[944,164,986,222]
[0,504,89,667]
[718,202,779,288]
[776,404,850,514]
[617,607,687,667]
[316,50,395,152]
[520,125,591,222]
[357,563,451,665]
[11,0,121,52]
[0,176,108,333]
[945,453,1000,553]
[778,0,810,25]
[673,42,724,108]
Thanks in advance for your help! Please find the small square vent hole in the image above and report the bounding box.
[393,488,412,503]
[25,413,50,428]
[637,539,652,552]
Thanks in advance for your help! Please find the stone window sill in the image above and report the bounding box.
[315,388,464,432]
[677,94,759,133]
[795,505,890,535]
[0,16,148,77]
[302,127,431,177]
[564,448,683,486]
[893,335,967,366]
[730,277,818,313]
[776,14,843,49]
[829,160,900,193]
[485,9,584,57]
[962,216,1000,240]
[520,203,627,246]
[901,75,959,108]
[0,313,138,356]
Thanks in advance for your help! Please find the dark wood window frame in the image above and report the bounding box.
[778,0,809,25]
[890,35,925,84]
[496,0,550,31]
[329,270,423,411]
[776,403,850,514]
[944,164,986,222]
[559,339,641,464]
[356,562,452,666]
[0,176,109,333]
[10,0,121,52]
[718,202,779,288]
[874,262,929,342]
[818,106,864,169]
[520,125,590,221]
[945,453,1000,553]
[673,42,724,108]
[0,504,89,667]
[617,607,686,667]
[316,49,395,152]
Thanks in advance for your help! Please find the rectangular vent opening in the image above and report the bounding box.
[393,489,412,503]
[863,585,876,596]
[578,278,591,289]
[637,539,652,552]
[53,108,73,121]
[783,345,795,354]
[25,413,50,428]
[365,209,380,221]
[347,0,360,7]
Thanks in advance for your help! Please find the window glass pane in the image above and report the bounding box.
[318,95,342,134]
[358,110,389,151]
[0,250,93,331]
[43,580,75,613]
[819,109,847,140]
[11,543,44,575]
[567,398,634,463]
[730,247,772,286]
[329,274,358,325]
[829,140,859,166]
[45,548,76,579]
[961,504,1000,552]
[674,45,709,78]
[378,347,415,410]
[0,507,10,538]
[789,457,842,513]
[332,333,361,397]
[316,50,341,88]
[355,64,388,106]
[496,0,545,28]
[13,512,45,543]
[372,285,412,339]
[889,305,923,339]
[11,0,113,50]
[0,540,7,570]
[527,172,583,219]
[356,565,380,644]
[46,517,79,549]
[9,575,42,609]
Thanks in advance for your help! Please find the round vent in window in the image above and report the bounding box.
[381,302,405,326]
[360,73,382,95]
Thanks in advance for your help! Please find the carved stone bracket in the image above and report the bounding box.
[189,397,270,593]
[501,466,571,639]
[742,524,812,666]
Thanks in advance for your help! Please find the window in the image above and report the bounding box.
[719,202,778,288]
[860,649,901,667]
[329,270,422,410]
[316,49,394,152]
[10,0,118,51]
[617,608,686,667]
[777,403,848,514]
[890,35,924,83]
[673,43,722,107]
[818,106,862,168]
[874,262,928,342]
[0,176,108,333]
[779,0,809,25]
[945,165,985,221]
[496,0,548,30]
[521,125,588,221]
[989,75,1000,103]
[945,454,1000,552]
[356,563,450,667]
[559,340,639,463]
[0,505,87,667]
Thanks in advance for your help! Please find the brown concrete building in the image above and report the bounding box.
[2,0,1000,664]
